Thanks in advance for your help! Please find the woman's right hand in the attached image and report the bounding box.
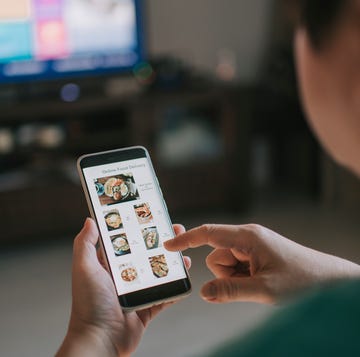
[165,224,360,304]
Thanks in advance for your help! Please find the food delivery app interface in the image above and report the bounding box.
[83,157,187,295]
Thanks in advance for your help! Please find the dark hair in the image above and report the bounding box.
[300,0,347,47]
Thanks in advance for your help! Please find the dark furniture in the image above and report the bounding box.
[0,84,252,243]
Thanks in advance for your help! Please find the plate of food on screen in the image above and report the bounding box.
[142,227,160,250]
[134,203,153,224]
[95,173,139,206]
[119,263,138,283]
[104,209,123,231]
[111,234,131,256]
[149,254,169,278]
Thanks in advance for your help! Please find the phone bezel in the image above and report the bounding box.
[77,146,191,311]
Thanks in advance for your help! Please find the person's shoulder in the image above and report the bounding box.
[206,279,360,357]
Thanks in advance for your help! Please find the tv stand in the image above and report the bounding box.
[0,84,252,244]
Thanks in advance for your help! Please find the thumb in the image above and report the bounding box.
[201,277,272,304]
[73,218,99,267]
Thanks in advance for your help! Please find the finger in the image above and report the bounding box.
[138,255,188,325]
[206,249,251,278]
[165,224,248,251]
[138,286,192,326]
[206,249,239,278]
[169,225,191,268]
[73,218,99,266]
[96,247,103,264]
[173,224,186,236]
[96,247,110,271]
[137,301,176,327]
[183,256,191,270]
[200,277,272,304]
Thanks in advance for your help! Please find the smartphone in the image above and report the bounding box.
[77,146,191,311]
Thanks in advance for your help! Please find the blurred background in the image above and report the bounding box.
[1,1,360,356]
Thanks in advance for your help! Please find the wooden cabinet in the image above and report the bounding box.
[0,85,251,243]
[130,88,251,212]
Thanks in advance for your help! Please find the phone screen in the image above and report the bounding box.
[78,148,189,306]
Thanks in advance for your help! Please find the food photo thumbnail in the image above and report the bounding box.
[134,202,153,225]
[142,226,160,250]
[111,233,131,256]
[149,254,169,278]
[119,263,139,283]
[104,209,123,231]
[95,173,139,206]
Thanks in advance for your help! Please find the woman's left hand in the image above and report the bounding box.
[56,218,191,357]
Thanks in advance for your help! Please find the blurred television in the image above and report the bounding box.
[0,0,145,84]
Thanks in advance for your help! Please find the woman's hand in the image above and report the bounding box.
[165,224,360,305]
[56,218,191,357]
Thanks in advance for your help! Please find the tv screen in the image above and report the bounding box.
[0,0,144,83]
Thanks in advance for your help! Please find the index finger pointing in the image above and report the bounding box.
[164,224,242,251]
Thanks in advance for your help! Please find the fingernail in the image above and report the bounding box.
[202,283,217,300]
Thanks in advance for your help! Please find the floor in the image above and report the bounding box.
[1,197,359,357]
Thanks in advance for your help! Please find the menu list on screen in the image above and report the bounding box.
[83,157,187,296]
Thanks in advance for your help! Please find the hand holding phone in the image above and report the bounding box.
[56,218,191,357]
[77,146,191,311]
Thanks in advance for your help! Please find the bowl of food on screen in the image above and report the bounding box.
[120,265,138,282]
[104,177,129,201]
[111,235,131,256]
[104,210,123,231]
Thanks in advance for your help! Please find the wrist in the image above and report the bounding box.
[327,256,360,280]
[304,252,360,289]
[56,321,121,357]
